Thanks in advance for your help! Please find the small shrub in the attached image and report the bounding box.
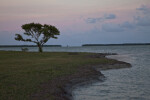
[21,48,29,52]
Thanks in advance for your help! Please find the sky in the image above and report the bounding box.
[0,0,150,46]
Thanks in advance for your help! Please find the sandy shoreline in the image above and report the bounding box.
[31,53,131,100]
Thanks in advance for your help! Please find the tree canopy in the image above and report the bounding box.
[15,23,60,52]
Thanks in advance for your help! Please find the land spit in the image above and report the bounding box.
[31,53,131,100]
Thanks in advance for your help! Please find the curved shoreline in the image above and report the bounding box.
[31,53,131,100]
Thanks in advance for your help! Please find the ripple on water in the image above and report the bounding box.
[73,46,150,100]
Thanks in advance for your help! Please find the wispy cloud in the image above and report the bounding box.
[85,13,116,24]
[136,5,150,14]
[86,18,102,23]
[89,5,150,33]
[121,21,135,29]
[104,14,116,19]
[135,5,150,26]
[134,16,150,26]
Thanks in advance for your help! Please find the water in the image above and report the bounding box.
[72,46,150,100]
[1,45,150,100]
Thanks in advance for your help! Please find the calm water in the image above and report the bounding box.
[1,45,150,100]
[72,46,150,100]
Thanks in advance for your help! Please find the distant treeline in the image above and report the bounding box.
[0,45,62,47]
[82,43,150,46]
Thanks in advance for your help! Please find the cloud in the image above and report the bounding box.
[134,16,150,26]
[86,18,102,23]
[104,14,116,19]
[136,5,150,14]
[135,5,150,26]
[86,13,116,24]
[102,23,124,32]
[121,21,135,29]
[86,5,150,34]
[101,21,136,32]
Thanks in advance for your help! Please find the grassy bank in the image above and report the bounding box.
[0,51,130,100]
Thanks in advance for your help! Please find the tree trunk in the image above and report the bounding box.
[37,43,43,52]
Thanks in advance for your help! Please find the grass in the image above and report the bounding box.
[0,51,116,100]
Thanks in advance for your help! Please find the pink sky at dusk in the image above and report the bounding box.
[0,0,150,45]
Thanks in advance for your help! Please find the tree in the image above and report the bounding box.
[15,23,60,52]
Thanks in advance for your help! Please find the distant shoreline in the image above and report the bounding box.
[0,45,62,47]
[82,43,150,46]
[0,43,150,47]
